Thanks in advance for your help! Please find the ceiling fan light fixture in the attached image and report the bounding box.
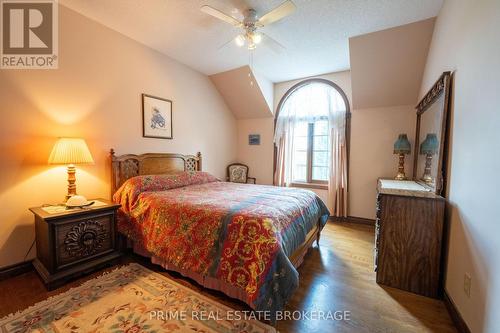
[252,33,262,44]
[201,1,294,53]
[235,34,245,47]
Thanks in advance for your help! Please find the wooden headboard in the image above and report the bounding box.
[110,149,202,194]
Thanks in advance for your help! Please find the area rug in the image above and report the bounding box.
[0,263,276,333]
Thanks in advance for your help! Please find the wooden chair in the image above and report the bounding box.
[227,163,256,184]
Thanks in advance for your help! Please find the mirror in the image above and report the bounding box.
[413,72,452,195]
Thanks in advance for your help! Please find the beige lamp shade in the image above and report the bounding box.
[48,138,94,165]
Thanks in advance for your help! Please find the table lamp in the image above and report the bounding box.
[48,138,94,201]
[393,134,411,180]
[420,133,439,184]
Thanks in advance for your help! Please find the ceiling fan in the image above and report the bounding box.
[200,0,296,52]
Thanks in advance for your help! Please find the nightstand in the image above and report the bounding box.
[29,199,122,290]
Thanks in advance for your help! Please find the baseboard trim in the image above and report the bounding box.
[443,290,471,333]
[331,216,375,225]
[0,260,33,281]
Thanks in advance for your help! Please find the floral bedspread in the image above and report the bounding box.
[114,171,330,316]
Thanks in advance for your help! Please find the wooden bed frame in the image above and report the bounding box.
[110,149,321,268]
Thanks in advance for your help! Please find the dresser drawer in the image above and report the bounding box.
[55,214,115,269]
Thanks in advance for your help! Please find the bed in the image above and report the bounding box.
[110,150,330,317]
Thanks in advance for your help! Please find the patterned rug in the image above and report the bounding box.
[0,263,276,333]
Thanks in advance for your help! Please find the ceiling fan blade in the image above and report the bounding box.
[261,32,286,54]
[257,0,296,26]
[200,5,242,27]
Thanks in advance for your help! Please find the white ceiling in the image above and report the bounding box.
[60,0,443,82]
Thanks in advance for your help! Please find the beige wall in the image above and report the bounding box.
[0,5,237,269]
[236,118,274,185]
[419,1,500,332]
[350,105,416,218]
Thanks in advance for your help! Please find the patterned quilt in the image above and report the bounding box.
[114,171,330,317]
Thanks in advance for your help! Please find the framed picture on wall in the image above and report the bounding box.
[142,94,173,139]
[249,134,261,145]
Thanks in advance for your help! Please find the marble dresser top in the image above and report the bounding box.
[377,179,442,199]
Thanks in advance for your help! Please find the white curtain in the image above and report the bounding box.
[327,95,348,217]
[274,82,348,217]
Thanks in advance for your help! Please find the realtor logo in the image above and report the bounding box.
[1,0,58,69]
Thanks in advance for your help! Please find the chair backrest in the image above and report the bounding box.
[227,163,249,183]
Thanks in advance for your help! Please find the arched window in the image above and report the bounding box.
[274,79,350,216]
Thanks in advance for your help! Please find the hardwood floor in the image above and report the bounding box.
[0,222,457,333]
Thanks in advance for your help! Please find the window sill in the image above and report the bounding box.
[291,182,328,190]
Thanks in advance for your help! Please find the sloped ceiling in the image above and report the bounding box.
[252,70,274,113]
[349,18,436,109]
[210,66,273,119]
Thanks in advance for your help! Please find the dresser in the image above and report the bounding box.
[29,199,122,290]
[374,179,445,298]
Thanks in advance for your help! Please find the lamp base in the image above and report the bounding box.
[421,174,434,184]
[395,172,407,181]
[65,164,77,202]
[394,153,407,180]
[421,154,434,184]
[65,194,75,202]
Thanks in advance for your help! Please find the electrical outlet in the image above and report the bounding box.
[464,273,471,298]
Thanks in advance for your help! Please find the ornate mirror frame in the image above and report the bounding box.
[413,71,452,195]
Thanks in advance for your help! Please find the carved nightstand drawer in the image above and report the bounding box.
[55,214,114,269]
[30,199,122,290]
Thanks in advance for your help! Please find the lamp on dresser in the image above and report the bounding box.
[393,134,411,180]
[419,133,439,184]
[48,137,94,201]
